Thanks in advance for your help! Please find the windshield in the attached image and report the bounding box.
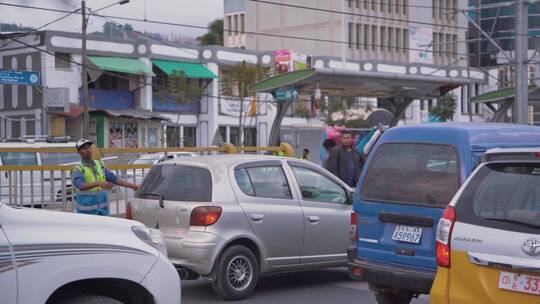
[457,162,540,230]
[131,158,159,165]
[135,165,212,202]
[361,143,460,207]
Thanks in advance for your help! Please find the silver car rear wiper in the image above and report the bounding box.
[483,217,540,230]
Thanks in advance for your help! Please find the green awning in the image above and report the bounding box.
[88,56,154,75]
[152,59,217,79]
[250,69,317,93]
[470,85,537,104]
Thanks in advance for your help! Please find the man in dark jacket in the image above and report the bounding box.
[325,130,362,187]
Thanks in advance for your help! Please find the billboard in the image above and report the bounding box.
[274,50,312,73]
[409,27,433,64]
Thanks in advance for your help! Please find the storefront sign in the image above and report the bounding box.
[0,69,40,86]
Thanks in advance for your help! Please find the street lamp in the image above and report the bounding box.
[81,0,130,139]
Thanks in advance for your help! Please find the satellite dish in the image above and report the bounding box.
[367,109,393,127]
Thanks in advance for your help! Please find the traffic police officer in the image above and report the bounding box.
[72,139,138,216]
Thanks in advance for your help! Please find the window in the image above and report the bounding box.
[55,52,71,69]
[380,0,384,11]
[230,126,240,146]
[433,32,439,56]
[453,34,458,58]
[240,13,245,33]
[452,0,457,20]
[364,0,368,9]
[40,152,80,165]
[396,28,401,52]
[183,126,196,147]
[364,24,369,50]
[0,152,37,165]
[233,14,238,34]
[227,15,232,36]
[432,0,437,18]
[388,27,394,52]
[395,0,400,14]
[291,166,347,204]
[245,127,257,147]
[235,168,254,196]
[372,26,378,51]
[136,165,212,202]
[348,0,352,7]
[235,166,292,199]
[348,22,354,49]
[403,29,408,53]
[446,34,452,57]
[403,0,408,14]
[387,0,392,12]
[371,0,376,10]
[361,143,460,207]
[461,85,468,114]
[356,24,361,49]
[420,99,426,111]
[380,26,386,51]
[456,163,540,232]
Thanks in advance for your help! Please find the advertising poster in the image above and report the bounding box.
[274,49,292,73]
[409,26,433,64]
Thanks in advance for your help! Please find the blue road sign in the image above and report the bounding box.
[275,88,298,102]
[0,69,40,86]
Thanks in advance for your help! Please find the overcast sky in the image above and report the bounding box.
[1,0,224,39]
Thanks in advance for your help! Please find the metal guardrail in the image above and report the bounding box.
[0,144,294,213]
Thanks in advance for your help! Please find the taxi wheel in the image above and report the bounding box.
[212,245,259,300]
[374,291,412,304]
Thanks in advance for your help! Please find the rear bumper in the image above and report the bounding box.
[166,231,225,276]
[347,247,435,294]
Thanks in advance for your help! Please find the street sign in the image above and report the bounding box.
[0,69,40,86]
[275,88,298,102]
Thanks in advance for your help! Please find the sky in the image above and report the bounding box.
[1,0,224,39]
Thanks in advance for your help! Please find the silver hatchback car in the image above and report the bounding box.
[130,155,354,300]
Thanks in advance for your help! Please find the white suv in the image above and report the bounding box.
[0,203,181,304]
[431,147,540,304]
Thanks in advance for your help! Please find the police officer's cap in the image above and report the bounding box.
[76,139,93,150]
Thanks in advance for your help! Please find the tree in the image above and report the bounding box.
[221,61,270,145]
[430,93,457,122]
[196,19,224,46]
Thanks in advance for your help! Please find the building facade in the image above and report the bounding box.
[226,0,490,124]
[0,30,317,148]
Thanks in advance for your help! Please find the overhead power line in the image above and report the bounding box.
[0,2,468,57]
[244,0,468,30]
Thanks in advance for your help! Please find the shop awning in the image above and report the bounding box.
[470,85,537,104]
[88,56,154,75]
[91,109,170,121]
[250,69,317,93]
[152,59,217,79]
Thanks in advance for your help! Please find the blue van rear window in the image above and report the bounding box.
[361,143,460,207]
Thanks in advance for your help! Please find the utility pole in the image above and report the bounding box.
[515,0,529,124]
[81,0,89,138]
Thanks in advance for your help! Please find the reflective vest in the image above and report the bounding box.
[74,160,109,215]
[75,160,106,191]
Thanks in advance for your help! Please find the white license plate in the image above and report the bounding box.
[391,225,422,244]
[499,271,540,296]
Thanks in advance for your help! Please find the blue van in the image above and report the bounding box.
[347,123,540,304]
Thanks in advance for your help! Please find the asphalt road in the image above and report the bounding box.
[181,268,430,304]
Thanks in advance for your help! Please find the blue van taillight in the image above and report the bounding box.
[350,212,358,241]
[436,206,456,268]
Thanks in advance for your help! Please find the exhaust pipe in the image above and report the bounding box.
[176,267,200,280]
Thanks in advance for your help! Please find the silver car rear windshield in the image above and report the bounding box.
[456,162,540,231]
[135,165,212,202]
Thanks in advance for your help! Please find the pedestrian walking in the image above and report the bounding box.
[325,130,363,187]
[300,148,310,160]
[72,139,139,216]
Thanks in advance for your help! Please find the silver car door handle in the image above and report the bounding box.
[249,214,264,222]
[307,216,320,223]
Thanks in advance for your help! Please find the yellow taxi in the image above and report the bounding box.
[431,148,540,304]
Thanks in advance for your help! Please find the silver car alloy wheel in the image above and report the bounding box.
[226,255,253,292]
